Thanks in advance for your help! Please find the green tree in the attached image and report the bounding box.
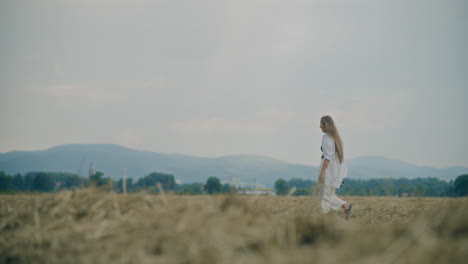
[116,178,124,192]
[89,171,107,187]
[12,174,24,191]
[221,183,235,193]
[274,178,290,195]
[135,172,176,191]
[24,172,36,191]
[205,177,222,194]
[445,180,456,197]
[100,177,113,188]
[0,171,12,192]
[149,172,175,190]
[32,172,55,192]
[126,178,134,191]
[382,178,396,196]
[177,183,204,195]
[292,188,310,196]
[89,171,104,187]
[454,174,468,197]
[288,178,315,188]
[64,174,83,189]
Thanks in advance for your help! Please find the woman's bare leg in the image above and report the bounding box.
[341,203,350,210]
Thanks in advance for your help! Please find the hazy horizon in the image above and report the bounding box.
[1,0,467,168]
[1,142,467,170]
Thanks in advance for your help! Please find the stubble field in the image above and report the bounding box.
[0,190,467,264]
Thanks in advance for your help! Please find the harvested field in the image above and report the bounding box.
[0,190,467,264]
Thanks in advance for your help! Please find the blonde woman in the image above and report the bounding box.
[318,115,352,219]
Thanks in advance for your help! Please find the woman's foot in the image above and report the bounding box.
[344,203,352,220]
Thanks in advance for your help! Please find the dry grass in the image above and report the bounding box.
[0,190,467,264]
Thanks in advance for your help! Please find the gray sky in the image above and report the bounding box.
[1,0,467,168]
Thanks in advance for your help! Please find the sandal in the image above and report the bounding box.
[345,204,352,220]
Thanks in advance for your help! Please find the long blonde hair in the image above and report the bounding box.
[321,115,344,164]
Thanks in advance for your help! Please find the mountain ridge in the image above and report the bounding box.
[0,144,466,187]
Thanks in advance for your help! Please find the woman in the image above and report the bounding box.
[318,115,352,219]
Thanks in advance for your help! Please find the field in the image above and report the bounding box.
[1,190,467,264]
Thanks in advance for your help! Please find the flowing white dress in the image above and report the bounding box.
[319,134,348,213]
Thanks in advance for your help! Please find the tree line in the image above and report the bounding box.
[274,174,468,197]
[0,171,86,192]
[0,171,236,195]
[1,170,467,197]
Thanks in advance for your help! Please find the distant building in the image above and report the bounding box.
[242,188,276,196]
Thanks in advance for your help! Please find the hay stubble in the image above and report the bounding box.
[0,191,467,264]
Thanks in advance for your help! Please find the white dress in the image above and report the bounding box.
[318,134,348,213]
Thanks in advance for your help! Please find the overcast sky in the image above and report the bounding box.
[1,0,467,168]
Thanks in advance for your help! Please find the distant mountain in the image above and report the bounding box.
[347,156,467,181]
[0,144,466,187]
[0,144,315,187]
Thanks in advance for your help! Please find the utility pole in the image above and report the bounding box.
[89,163,95,178]
[122,168,127,194]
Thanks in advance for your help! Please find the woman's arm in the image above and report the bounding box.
[319,159,329,184]
[320,134,334,184]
